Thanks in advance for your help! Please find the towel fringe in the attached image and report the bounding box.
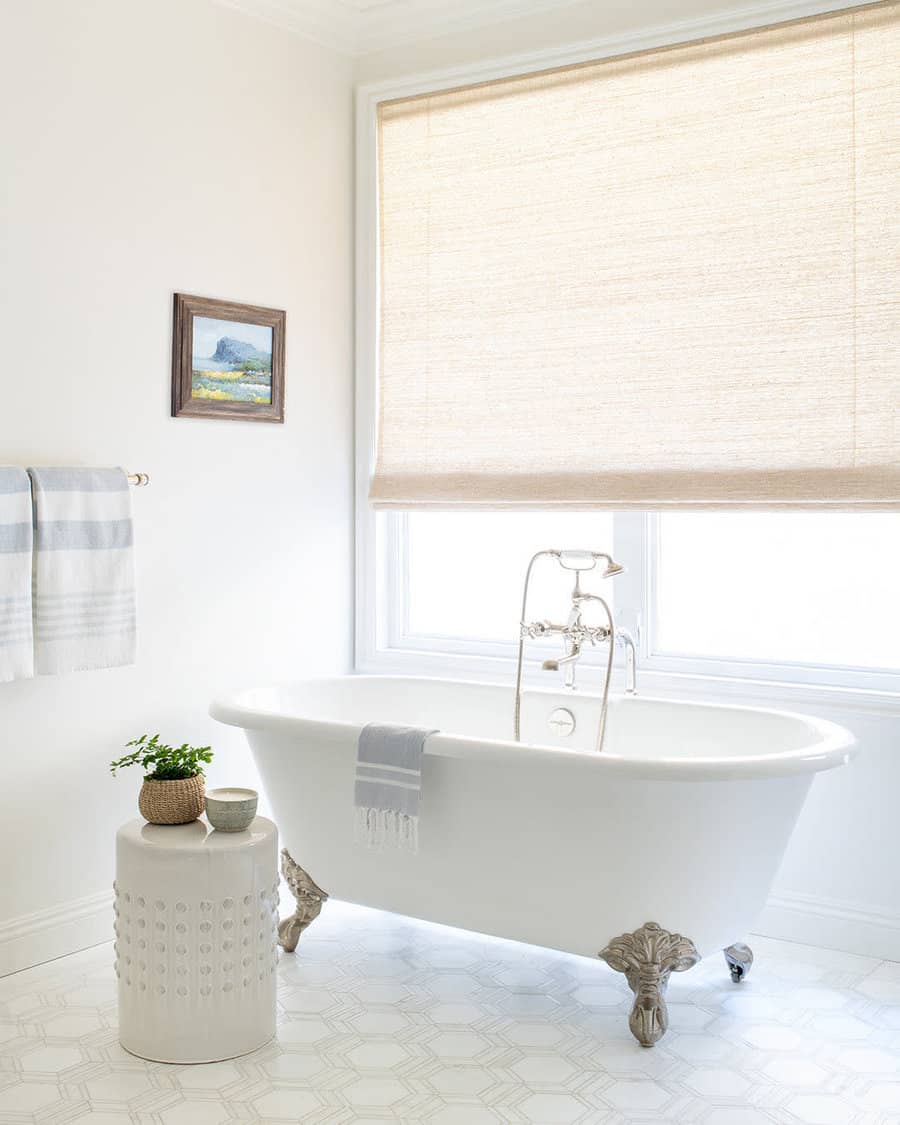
[355,806,419,852]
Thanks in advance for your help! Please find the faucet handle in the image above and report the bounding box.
[521,620,547,639]
[521,620,565,639]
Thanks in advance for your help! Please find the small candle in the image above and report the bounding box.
[205,788,258,832]
[207,787,257,802]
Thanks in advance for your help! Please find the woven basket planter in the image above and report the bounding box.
[138,775,205,825]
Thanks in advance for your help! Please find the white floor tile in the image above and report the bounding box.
[0,905,898,1124]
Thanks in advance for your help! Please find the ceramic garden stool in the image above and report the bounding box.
[114,816,278,1063]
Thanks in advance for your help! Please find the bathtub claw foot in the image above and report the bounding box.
[278,849,329,953]
[599,921,700,1047]
[724,942,753,983]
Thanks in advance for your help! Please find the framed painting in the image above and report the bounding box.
[172,293,285,422]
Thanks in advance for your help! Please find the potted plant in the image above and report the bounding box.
[110,734,214,825]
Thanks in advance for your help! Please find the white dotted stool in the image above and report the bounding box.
[115,817,278,1063]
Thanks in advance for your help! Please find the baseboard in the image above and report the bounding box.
[757,892,900,962]
[0,890,113,977]
[1,886,897,978]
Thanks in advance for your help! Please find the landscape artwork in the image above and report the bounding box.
[172,294,285,422]
[191,317,273,404]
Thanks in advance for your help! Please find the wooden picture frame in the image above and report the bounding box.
[172,293,285,422]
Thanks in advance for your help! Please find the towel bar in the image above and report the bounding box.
[127,473,150,486]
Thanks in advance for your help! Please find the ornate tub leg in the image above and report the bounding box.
[599,921,700,1047]
[724,942,753,983]
[278,849,329,953]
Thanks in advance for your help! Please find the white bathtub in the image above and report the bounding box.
[211,676,854,1042]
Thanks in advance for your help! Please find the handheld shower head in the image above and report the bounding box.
[556,550,625,578]
[557,550,597,571]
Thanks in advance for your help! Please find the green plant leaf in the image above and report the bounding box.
[110,735,215,780]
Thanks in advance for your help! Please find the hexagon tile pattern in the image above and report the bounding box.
[1,900,899,1123]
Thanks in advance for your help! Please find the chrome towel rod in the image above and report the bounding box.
[127,473,150,487]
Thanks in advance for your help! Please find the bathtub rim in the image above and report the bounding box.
[209,675,856,782]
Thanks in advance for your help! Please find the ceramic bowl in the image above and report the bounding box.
[205,787,258,832]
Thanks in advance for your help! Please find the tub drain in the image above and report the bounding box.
[548,708,576,737]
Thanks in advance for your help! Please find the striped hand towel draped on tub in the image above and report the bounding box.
[0,468,34,683]
[355,723,437,852]
[28,467,136,675]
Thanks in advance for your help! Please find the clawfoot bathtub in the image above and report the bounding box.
[211,676,854,1046]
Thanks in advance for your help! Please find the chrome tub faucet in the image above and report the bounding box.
[514,550,632,752]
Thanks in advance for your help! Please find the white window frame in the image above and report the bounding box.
[354,0,900,716]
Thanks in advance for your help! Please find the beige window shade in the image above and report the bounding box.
[371,3,900,509]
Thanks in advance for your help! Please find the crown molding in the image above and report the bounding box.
[355,0,588,53]
[213,0,358,52]
[213,0,590,55]
[354,0,876,97]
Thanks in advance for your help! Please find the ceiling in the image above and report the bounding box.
[214,0,579,55]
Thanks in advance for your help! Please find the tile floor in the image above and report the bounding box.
[2,901,900,1124]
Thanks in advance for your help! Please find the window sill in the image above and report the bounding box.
[356,646,900,719]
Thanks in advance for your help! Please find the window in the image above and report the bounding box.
[406,511,614,644]
[357,3,900,700]
[362,511,900,695]
[655,513,900,671]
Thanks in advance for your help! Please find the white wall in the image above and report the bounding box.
[354,1,900,963]
[0,0,353,972]
[758,703,900,959]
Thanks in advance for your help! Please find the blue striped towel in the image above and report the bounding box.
[355,723,436,853]
[0,467,34,683]
[28,467,136,675]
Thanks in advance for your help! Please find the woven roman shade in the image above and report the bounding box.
[370,3,899,509]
